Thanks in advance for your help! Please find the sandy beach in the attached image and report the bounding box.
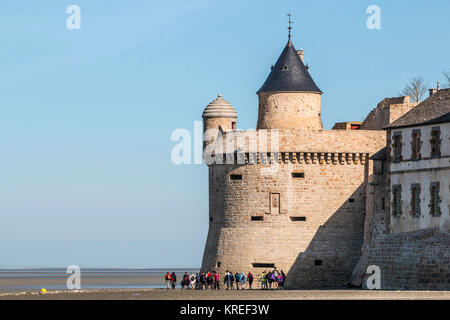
[2,269,449,300]
[1,288,450,300]
[0,268,191,293]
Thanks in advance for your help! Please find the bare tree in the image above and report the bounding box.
[443,70,450,88]
[401,76,428,102]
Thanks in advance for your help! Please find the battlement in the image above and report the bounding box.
[206,129,386,155]
[208,151,369,166]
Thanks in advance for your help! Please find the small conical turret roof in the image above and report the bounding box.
[202,94,237,119]
[257,39,322,94]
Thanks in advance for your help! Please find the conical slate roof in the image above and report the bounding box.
[257,39,322,94]
[202,94,237,119]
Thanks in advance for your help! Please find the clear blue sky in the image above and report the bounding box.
[0,0,449,268]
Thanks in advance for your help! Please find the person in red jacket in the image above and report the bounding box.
[214,271,220,290]
[247,272,254,289]
[206,272,213,289]
[164,271,172,290]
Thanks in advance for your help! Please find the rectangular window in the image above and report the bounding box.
[290,216,306,221]
[270,193,280,214]
[348,198,355,203]
[430,182,441,216]
[252,263,275,268]
[216,261,221,268]
[410,184,421,217]
[411,130,421,160]
[229,174,242,180]
[251,216,264,221]
[392,132,402,162]
[291,171,305,178]
[314,260,323,266]
[392,185,402,217]
[430,127,441,157]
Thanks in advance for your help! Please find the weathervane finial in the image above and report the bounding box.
[287,13,293,39]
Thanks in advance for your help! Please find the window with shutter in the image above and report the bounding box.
[430,128,441,157]
[392,132,402,162]
[411,130,421,160]
[430,182,441,216]
[392,185,402,217]
[410,184,421,217]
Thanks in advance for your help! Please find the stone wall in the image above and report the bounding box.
[203,117,236,149]
[361,96,417,130]
[389,103,418,124]
[350,158,450,290]
[355,228,450,290]
[201,129,386,288]
[257,92,323,130]
[210,129,386,154]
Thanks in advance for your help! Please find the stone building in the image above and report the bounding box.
[350,89,450,289]
[199,33,449,289]
[386,89,450,233]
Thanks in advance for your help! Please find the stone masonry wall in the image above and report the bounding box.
[201,129,386,288]
[389,103,418,124]
[354,228,450,290]
[257,92,323,130]
[203,117,236,149]
[350,159,450,289]
[212,129,386,154]
[361,96,417,130]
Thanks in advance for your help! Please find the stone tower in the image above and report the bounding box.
[200,33,389,288]
[256,38,323,130]
[202,94,237,148]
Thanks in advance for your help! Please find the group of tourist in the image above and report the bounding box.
[164,269,286,290]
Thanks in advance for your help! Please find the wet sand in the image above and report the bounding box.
[0,276,163,292]
[1,288,450,300]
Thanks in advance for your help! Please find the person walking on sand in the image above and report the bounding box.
[267,271,273,289]
[171,272,177,290]
[240,272,246,289]
[235,272,241,290]
[272,268,279,289]
[207,271,214,289]
[165,271,172,290]
[247,271,254,290]
[189,273,196,290]
[214,271,220,290]
[277,272,284,290]
[182,272,190,290]
[196,273,200,290]
[279,270,286,290]
[200,272,207,290]
[261,271,267,289]
[224,271,229,289]
[229,271,235,289]
[211,271,216,290]
[271,271,278,289]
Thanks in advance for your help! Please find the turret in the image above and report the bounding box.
[202,94,237,149]
[256,38,323,131]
